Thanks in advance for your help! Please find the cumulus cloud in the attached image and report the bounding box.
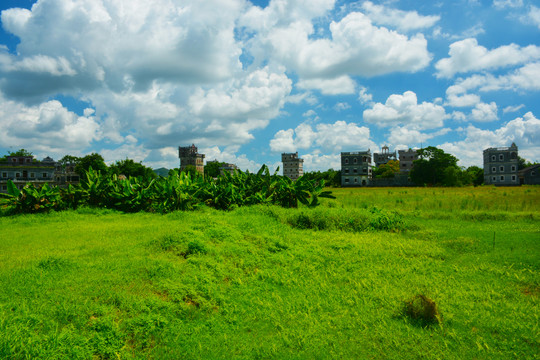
[358,86,374,105]
[270,120,376,153]
[439,112,540,166]
[452,62,540,93]
[435,38,540,78]
[471,102,498,122]
[244,11,432,80]
[445,84,481,107]
[361,1,440,32]
[0,94,101,157]
[363,91,449,130]
[387,127,451,147]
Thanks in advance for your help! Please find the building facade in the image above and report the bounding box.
[518,164,540,185]
[219,163,239,176]
[178,144,205,175]
[373,145,397,167]
[483,143,519,185]
[0,155,78,193]
[398,149,419,173]
[282,152,304,181]
[341,150,372,186]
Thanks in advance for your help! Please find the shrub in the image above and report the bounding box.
[403,294,442,326]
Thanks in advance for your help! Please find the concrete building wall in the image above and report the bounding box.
[398,149,418,173]
[341,151,372,187]
[282,152,304,181]
[483,143,519,185]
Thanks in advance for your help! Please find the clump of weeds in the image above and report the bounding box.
[403,294,442,327]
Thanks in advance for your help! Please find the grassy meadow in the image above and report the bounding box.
[0,186,538,359]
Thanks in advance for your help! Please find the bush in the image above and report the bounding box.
[403,294,442,326]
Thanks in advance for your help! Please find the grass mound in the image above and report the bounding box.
[403,294,442,327]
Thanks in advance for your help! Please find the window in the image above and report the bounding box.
[512,175,516,181]
[344,169,349,174]
[353,168,357,173]
[26,158,30,163]
[499,154,504,161]
[1,185,6,191]
[345,159,349,164]
[500,166,504,172]
[492,176,496,182]
[500,175,505,181]
[42,173,47,178]
[30,173,35,178]
[532,171,536,176]
[354,178,358,183]
[344,178,349,183]
[16,173,20,178]
[1,172,6,178]
[353,158,357,164]
[492,167,496,173]
[491,155,496,161]
[511,165,516,172]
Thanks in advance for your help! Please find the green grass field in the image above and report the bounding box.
[1,186,539,359]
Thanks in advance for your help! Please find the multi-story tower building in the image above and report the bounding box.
[341,150,372,186]
[178,144,205,175]
[373,145,397,167]
[282,152,304,181]
[398,149,419,173]
[219,163,238,176]
[483,143,519,185]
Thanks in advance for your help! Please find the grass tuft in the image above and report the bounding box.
[403,294,442,327]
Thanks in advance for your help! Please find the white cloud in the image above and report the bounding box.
[471,102,498,122]
[503,104,525,114]
[445,85,481,107]
[452,62,540,93]
[245,11,432,80]
[361,1,440,32]
[202,145,262,172]
[358,86,374,105]
[363,91,449,130]
[333,102,351,111]
[297,75,356,95]
[524,5,540,29]
[270,120,376,153]
[439,112,540,166]
[0,94,101,158]
[493,0,523,9]
[387,127,451,147]
[435,38,540,78]
[302,109,317,117]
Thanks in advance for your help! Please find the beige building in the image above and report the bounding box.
[178,144,205,175]
[282,152,304,181]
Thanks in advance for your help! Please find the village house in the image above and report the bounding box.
[282,152,304,181]
[483,143,519,185]
[0,155,79,193]
[518,164,540,185]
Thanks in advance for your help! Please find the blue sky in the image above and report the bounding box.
[0,0,539,171]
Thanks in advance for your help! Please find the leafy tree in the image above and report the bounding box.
[465,166,484,186]
[373,160,400,178]
[518,156,538,170]
[9,149,33,157]
[58,155,80,167]
[410,147,459,186]
[301,169,341,187]
[205,161,227,178]
[180,165,199,178]
[75,153,108,181]
[108,158,156,179]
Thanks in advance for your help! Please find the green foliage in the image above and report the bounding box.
[302,168,341,187]
[204,160,227,178]
[410,147,459,186]
[8,148,33,157]
[75,153,108,182]
[373,160,400,178]
[1,164,335,215]
[108,158,156,179]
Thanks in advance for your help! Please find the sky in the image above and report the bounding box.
[0,0,539,172]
